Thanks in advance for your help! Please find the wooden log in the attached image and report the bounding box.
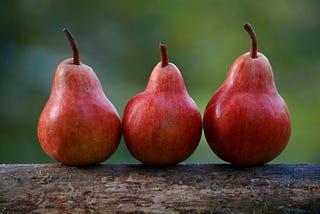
[0,164,319,213]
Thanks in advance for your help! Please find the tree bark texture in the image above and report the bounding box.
[0,164,319,213]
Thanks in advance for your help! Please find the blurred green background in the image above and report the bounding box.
[0,0,319,164]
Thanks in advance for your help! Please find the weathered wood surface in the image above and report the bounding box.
[0,164,319,213]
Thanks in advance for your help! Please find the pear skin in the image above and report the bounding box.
[203,24,291,166]
[122,43,202,165]
[38,28,121,165]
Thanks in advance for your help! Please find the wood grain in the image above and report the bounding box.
[1,164,319,213]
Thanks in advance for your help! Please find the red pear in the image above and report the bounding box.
[37,28,122,165]
[203,23,291,166]
[122,43,202,165]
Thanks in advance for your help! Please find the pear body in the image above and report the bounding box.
[38,59,122,165]
[123,62,202,165]
[203,53,291,165]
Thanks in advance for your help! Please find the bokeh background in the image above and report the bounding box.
[1,0,319,164]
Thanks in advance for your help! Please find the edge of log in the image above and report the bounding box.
[1,164,320,213]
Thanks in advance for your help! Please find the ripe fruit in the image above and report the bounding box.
[122,43,202,165]
[37,28,122,165]
[203,23,291,165]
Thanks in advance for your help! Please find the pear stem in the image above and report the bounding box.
[244,23,257,58]
[63,28,80,65]
[160,42,168,67]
